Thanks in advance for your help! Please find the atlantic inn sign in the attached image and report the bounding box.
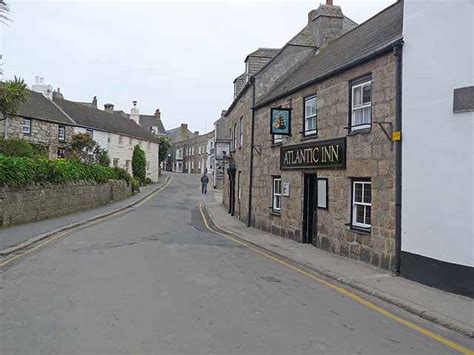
[280,138,346,170]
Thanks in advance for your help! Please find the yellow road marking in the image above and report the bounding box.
[0,177,173,268]
[199,204,474,355]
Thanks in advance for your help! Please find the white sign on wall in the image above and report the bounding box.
[282,182,290,196]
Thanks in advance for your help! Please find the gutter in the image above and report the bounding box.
[394,41,403,274]
[248,77,256,227]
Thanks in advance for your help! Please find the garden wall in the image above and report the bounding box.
[0,180,131,227]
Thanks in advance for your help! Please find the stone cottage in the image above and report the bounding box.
[222,1,403,271]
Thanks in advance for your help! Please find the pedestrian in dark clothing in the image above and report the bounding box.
[200,174,209,194]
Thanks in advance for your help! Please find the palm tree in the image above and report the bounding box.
[0,0,10,24]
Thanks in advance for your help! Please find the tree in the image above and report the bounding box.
[158,136,171,163]
[132,145,146,183]
[68,133,110,165]
[0,77,30,120]
[0,1,10,24]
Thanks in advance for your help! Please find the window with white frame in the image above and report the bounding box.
[191,161,194,170]
[58,125,65,141]
[239,116,244,148]
[198,160,201,170]
[233,123,237,151]
[22,118,31,134]
[352,180,371,229]
[238,171,242,200]
[304,96,317,136]
[272,177,282,212]
[176,148,183,160]
[350,78,372,131]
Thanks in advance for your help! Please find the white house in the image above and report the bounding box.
[52,95,160,182]
[401,0,473,296]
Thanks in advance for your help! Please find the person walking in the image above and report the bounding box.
[200,173,209,195]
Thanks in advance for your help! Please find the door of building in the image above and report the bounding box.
[303,174,318,245]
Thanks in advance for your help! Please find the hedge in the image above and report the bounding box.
[0,155,133,188]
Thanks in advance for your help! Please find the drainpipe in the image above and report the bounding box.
[394,42,403,275]
[247,78,256,227]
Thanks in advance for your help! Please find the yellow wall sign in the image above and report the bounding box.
[392,131,401,141]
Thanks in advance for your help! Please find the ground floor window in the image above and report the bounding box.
[57,147,66,158]
[113,158,119,167]
[272,177,282,212]
[22,118,31,135]
[237,171,241,201]
[351,179,371,230]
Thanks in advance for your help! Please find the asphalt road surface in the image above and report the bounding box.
[1,173,473,354]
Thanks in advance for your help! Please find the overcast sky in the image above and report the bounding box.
[1,0,394,133]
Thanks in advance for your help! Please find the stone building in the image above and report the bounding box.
[222,1,403,271]
[220,0,357,224]
[0,90,75,159]
[173,130,215,175]
[167,123,194,172]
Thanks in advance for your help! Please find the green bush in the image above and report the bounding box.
[0,155,133,188]
[144,177,153,185]
[132,145,146,183]
[0,138,34,158]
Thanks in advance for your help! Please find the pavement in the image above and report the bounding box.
[0,176,169,252]
[1,173,473,354]
[204,189,474,339]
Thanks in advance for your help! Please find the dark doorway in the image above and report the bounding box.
[303,174,318,245]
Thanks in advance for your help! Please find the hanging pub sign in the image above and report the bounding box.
[280,137,346,170]
[270,108,291,136]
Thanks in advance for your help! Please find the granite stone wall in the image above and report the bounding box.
[0,180,131,227]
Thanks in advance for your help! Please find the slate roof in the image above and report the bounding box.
[53,97,159,143]
[255,1,403,108]
[15,91,75,125]
[138,114,166,135]
[244,48,279,61]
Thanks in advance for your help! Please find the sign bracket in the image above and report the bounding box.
[252,145,261,156]
[375,121,393,150]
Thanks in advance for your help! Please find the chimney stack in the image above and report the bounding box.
[194,131,199,137]
[155,108,161,120]
[307,0,347,48]
[32,76,53,100]
[92,96,98,108]
[104,103,114,113]
[52,88,64,100]
[130,100,140,125]
[181,123,188,130]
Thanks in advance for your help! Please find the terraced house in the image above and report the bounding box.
[0,90,75,159]
[221,1,402,271]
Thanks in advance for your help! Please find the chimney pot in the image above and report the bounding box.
[133,100,137,107]
[92,96,98,108]
[155,109,161,120]
[104,103,114,113]
[326,0,333,5]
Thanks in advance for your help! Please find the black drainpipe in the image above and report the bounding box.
[247,78,256,227]
[394,42,403,275]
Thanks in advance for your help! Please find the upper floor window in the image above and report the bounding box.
[304,96,317,136]
[129,137,132,146]
[350,77,372,131]
[239,116,244,148]
[198,146,201,155]
[273,134,282,145]
[22,118,31,135]
[58,125,65,141]
[233,123,237,150]
[118,135,123,145]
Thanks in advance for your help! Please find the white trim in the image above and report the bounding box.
[304,96,317,136]
[352,180,371,228]
[272,177,282,211]
[351,80,372,131]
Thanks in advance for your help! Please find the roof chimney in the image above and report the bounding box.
[155,108,161,120]
[92,96,97,108]
[194,131,199,137]
[130,100,140,125]
[104,103,114,113]
[307,1,348,48]
[32,76,53,100]
[52,88,64,100]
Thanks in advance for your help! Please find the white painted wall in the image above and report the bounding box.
[73,127,109,151]
[73,127,159,181]
[402,0,474,267]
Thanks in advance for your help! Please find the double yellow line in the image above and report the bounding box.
[0,177,173,268]
[198,204,474,355]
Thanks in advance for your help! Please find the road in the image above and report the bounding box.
[1,173,473,354]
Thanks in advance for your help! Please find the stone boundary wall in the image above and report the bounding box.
[0,180,131,227]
